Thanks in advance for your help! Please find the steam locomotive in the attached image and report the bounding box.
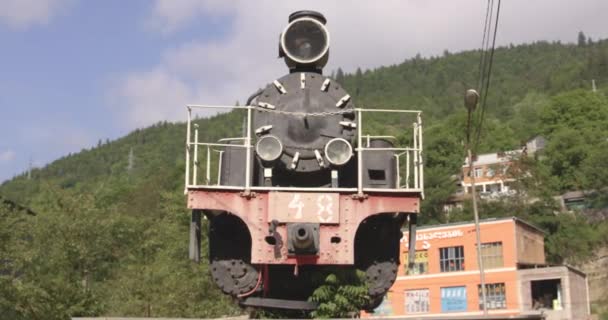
[185,10,424,311]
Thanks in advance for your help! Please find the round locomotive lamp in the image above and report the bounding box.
[280,11,330,71]
[324,138,353,166]
[281,18,329,64]
[256,135,283,162]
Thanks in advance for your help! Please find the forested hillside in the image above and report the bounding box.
[1,38,608,319]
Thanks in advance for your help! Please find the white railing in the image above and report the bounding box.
[184,105,423,197]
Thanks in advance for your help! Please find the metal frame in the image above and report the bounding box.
[188,190,420,265]
[184,105,424,196]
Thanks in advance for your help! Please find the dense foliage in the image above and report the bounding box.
[309,271,369,319]
[1,38,608,318]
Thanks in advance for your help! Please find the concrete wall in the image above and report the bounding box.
[568,269,591,319]
[515,223,545,266]
[518,266,589,320]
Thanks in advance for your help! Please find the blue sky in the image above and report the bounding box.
[0,0,233,182]
[1,0,607,183]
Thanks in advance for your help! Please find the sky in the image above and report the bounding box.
[0,0,607,183]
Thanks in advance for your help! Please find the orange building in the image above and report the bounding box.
[370,217,590,319]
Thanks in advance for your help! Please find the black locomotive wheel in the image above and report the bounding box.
[210,259,259,296]
[354,213,406,310]
[208,213,260,297]
[365,260,398,297]
[364,260,398,310]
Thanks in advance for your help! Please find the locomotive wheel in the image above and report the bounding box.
[354,213,406,310]
[210,259,259,296]
[364,260,398,310]
[365,260,398,296]
[208,213,259,297]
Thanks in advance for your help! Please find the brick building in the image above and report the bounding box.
[371,217,590,319]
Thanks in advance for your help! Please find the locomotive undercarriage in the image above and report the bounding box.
[188,190,419,310]
[204,210,407,310]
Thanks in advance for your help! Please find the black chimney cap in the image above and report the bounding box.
[288,10,326,24]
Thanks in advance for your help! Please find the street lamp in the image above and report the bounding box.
[464,89,487,316]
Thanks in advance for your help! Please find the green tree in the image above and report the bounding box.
[335,68,345,83]
[309,271,370,319]
[578,31,587,47]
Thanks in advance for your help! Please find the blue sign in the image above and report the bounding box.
[441,286,467,312]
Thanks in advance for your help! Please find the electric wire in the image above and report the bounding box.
[476,0,494,92]
[473,0,502,150]
[469,0,493,146]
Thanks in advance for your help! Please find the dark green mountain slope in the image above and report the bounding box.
[1,39,608,319]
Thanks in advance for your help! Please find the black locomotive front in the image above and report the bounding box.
[220,10,397,190]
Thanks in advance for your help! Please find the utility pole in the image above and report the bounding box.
[592,79,597,92]
[464,89,488,316]
[127,147,134,173]
[27,157,32,180]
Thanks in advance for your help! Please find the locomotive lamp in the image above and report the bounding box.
[324,138,353,166]
[256,135,283,162]
[279,10,330,72]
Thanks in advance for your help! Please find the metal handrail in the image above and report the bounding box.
[184,105,423,197]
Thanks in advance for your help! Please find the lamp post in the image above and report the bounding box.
[464,89,488,316]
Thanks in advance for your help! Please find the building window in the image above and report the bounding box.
[474,167,483,178]
[441,286,467,312]
[481,242,503,269]
[478,283,506,310]
[405,289,429,313]
[440,246,465,272]
[403,250,428,275]
[486,168,495,177]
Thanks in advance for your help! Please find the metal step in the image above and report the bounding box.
[240,297,318,311]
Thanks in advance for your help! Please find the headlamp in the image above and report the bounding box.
[324,138,352,166]
[280,17,330,65]
[256,135,283,162]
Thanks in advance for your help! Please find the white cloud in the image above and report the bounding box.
[0,0,73,30]
[0,150,16,162]
[112,0,608,129]
[113,68,204,128]
[147,0,233,35]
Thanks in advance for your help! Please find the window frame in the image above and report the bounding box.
[439,246,465,272]
[480,241,504,269]
[478,282,506,310]
[405,288,430,314]
[474,167,483,178]
[486,167,495,177]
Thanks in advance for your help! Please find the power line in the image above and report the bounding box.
[474,0,502,150]
[476,0,494,92]
[469,0,493,146]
